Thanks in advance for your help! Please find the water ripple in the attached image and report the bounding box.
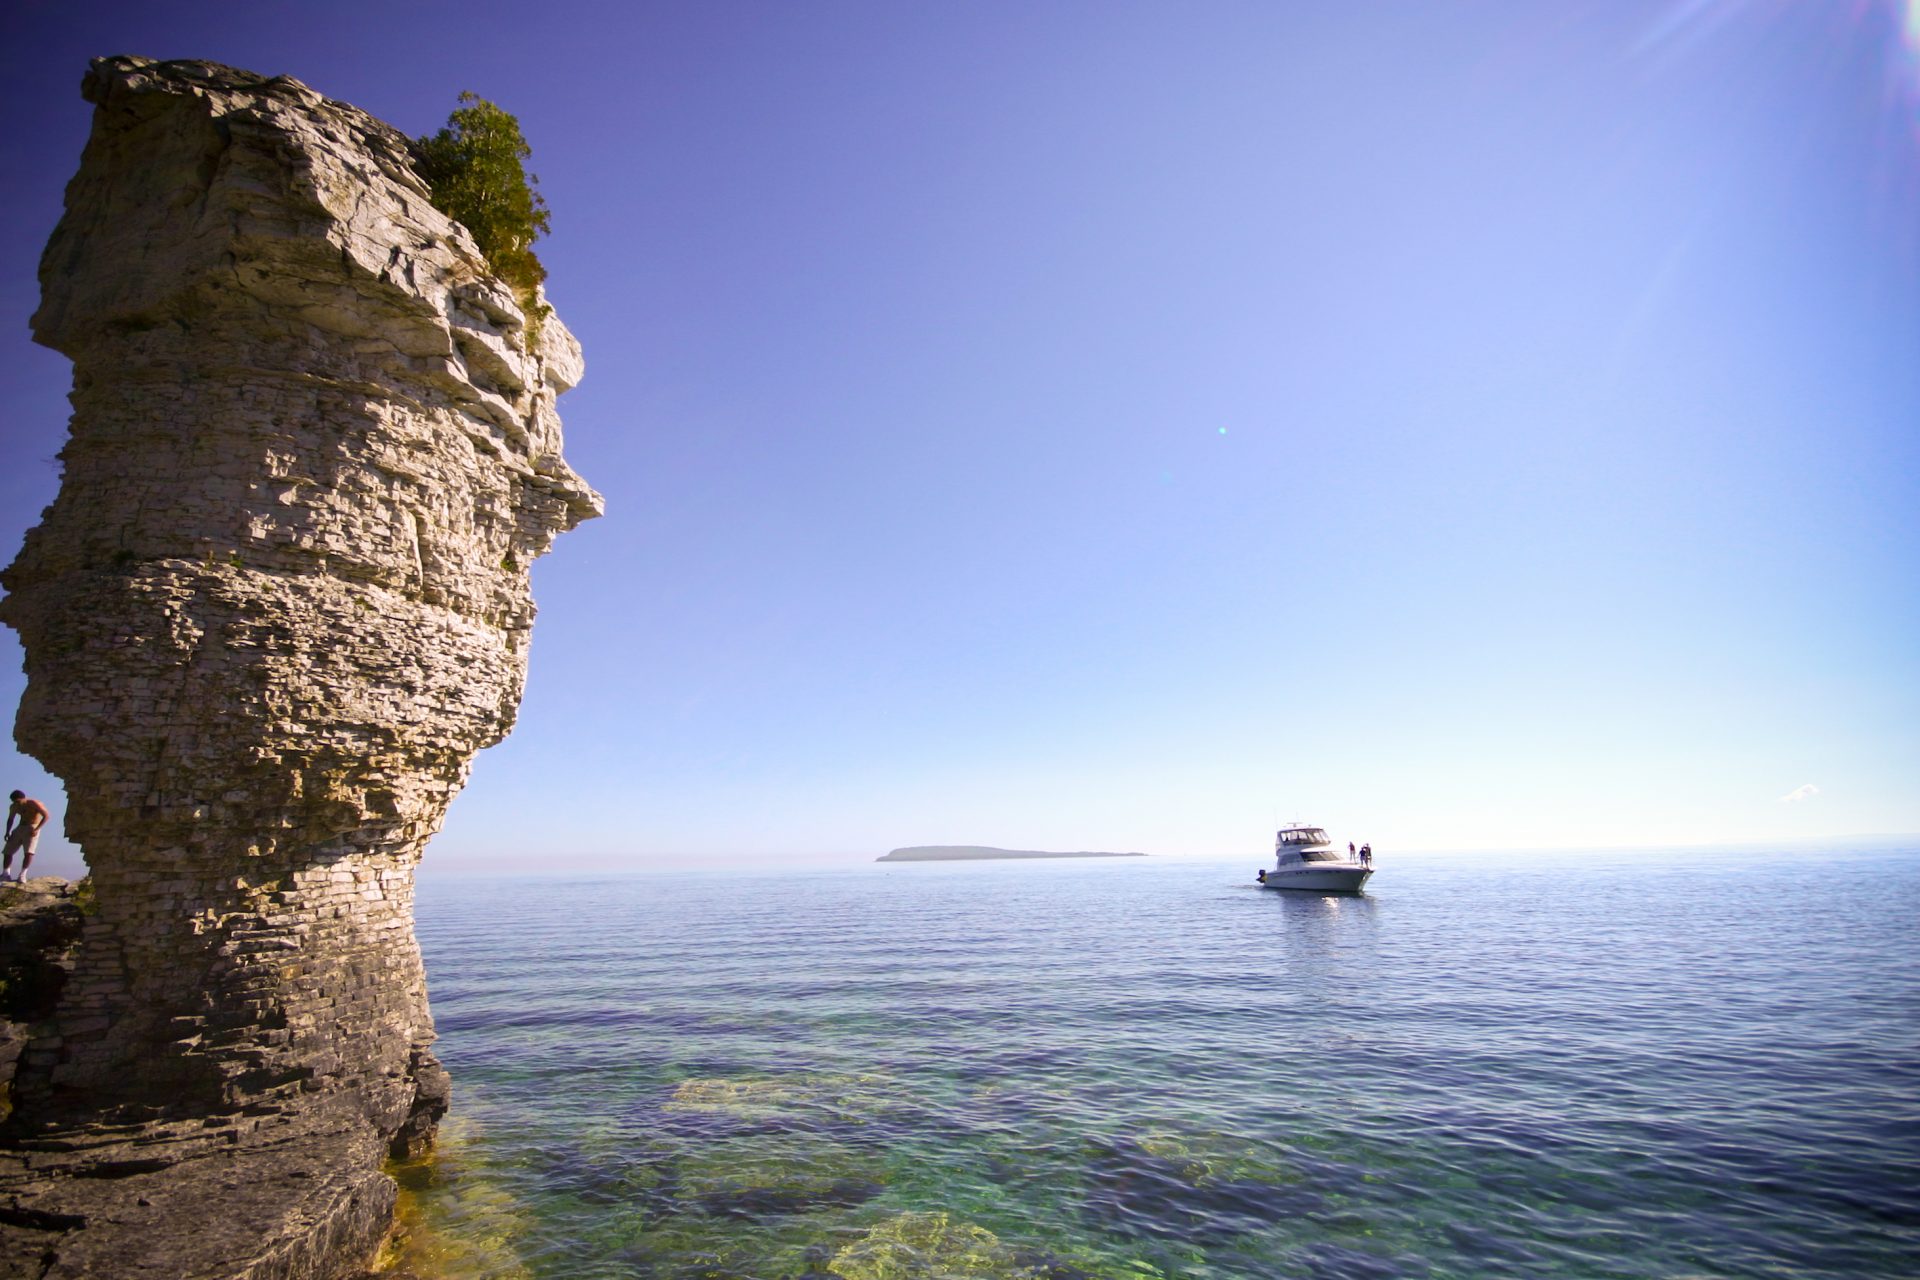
[394,847,1920,1280]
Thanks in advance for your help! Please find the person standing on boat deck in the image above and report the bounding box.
[3,791,49,882]
[1359,843,1372,866]
[1348,841,1356,856]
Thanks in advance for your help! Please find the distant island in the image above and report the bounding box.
[877,846,1149,862]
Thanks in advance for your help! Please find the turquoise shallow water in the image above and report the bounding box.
[400,846,1920,1279]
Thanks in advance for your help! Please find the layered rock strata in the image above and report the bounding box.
[0,56,600,1278]
[0,882,85,1124]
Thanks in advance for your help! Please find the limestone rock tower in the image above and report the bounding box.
[0,56,600,1278]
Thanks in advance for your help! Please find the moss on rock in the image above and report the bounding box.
[1132,1129,1298,1187]
[673,1136,885,1215]
[829,1211,1020,1280]
[665,1072,900,1127]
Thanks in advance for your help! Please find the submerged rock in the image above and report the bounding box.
[825,1211,1111,1280]
[1080,1130,1302,1243]
[670,1136,885,1217]
[382,1141,540,1280]
[1131,1129,1299,1188]
[828,1211,1021,1280]
[662,1073,901,1133]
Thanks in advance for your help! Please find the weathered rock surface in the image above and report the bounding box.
[0,55,600,1278]
[0,882,85,1125]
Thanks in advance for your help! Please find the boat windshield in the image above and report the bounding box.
[1299,850,1347,863]
[1279,828,1330,846]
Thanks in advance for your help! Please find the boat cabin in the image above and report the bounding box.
[1274,826,1347,864]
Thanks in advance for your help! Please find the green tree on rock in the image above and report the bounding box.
[412,92,550,301]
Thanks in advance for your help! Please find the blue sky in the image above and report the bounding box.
[3,1,1917,876]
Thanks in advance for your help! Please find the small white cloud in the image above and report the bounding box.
[1778,783,1820,804]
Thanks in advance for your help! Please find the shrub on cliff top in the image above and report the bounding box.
[412,92,550,301]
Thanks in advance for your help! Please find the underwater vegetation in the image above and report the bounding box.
[405,858,1920,1280]
[381,1074,1311,1279]
[1080,1131,1308,1244]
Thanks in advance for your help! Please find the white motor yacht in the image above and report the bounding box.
[1257,823,1373,892]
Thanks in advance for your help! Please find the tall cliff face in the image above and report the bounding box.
[0,56,600,1278]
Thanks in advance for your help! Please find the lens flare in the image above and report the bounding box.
[1891,1,1920,144]
[1879,0,1920,266]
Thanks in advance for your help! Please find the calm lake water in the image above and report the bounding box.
[391,846,1920,1280]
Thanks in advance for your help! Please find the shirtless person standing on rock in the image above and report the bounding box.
[4,790,49,882]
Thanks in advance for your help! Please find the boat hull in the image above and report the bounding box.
[1260,867,1372,893]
